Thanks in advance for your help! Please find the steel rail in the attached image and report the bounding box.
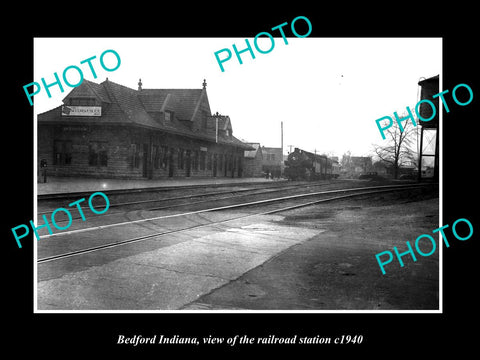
[39,183,429,240]
[36,181,324,217]
[37,179,295,201]
[37,183,434,264]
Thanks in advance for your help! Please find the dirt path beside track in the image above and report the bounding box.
[184,191,439,310]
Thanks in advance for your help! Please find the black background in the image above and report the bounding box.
[5,4,478,356]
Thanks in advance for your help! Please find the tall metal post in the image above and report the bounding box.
[281,121,283,151]
[418,126,424,182]
[281,121,284,177]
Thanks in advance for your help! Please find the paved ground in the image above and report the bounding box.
[183,192,439,311]
[37,176,281,195]
[37,214,319,310]
[37,188,439,311]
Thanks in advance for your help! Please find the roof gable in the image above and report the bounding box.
[138,88,206,121]
[102,80,158,128]
[244,142,263,158]
[38,79,252,149]
[63,79,111,103]
[262,147,282,156]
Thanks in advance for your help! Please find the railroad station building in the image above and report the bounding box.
[261,146,283,178]
[243,144,284,178]
[37,78,252,179]
[243,143,263,177]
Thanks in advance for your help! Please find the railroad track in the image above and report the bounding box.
[37,179,297,201]
[37,180,423,219]
[37,182,435,264]
[37,181,319,217]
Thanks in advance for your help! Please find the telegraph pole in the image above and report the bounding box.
[280,121,284,177]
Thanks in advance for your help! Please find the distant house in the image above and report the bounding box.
[261,146,283,177]
[341,155,373,178]
[330,157,340,177]
[243,143,263,177]
[372,160,418,178]
[351,157,373,174]
[372,161,388,176]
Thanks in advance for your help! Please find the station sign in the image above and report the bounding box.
[61,106,102,117]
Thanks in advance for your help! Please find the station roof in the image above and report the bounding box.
[244,143,262,158]
[38,79,252,150]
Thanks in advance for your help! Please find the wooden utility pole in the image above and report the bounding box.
[281,121,284,177]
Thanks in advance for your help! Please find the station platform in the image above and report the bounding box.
[37,176,285,195]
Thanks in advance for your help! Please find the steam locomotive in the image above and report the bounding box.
[284,147,339,180]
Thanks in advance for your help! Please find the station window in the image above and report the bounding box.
[192,151,199,171]
[89,141,108,167]
[165,111,172,123]
[199,151,206,170]
[178,148,184,170]
[152,145,160,169]
[207,153,212,170]
[131,143,141,168]
[161,146,169,168]
[53,140,72,165]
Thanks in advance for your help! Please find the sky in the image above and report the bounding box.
[34,37,441,158]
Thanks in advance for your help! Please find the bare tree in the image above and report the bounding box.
[373,113,417,179]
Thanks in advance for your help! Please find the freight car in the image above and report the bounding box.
[284,147,338,180]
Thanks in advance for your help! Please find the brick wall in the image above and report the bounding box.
[244,154,263,177]
[38,124,244,179]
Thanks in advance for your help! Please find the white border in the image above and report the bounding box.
[33,37,442,314]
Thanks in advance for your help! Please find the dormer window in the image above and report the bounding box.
[165,111,172,123]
